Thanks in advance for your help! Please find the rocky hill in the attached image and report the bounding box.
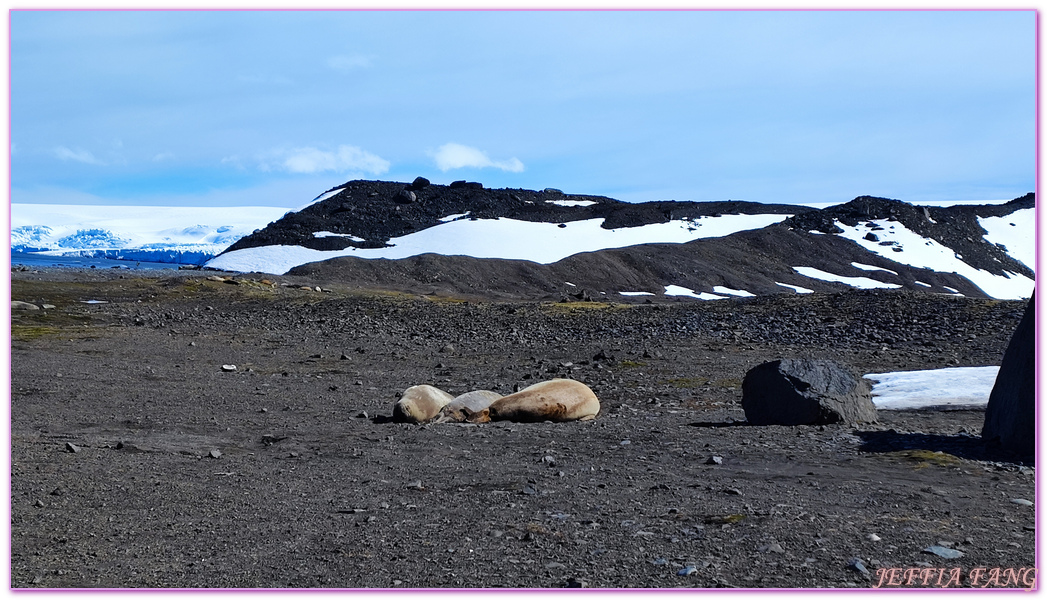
[211,179,1035,302]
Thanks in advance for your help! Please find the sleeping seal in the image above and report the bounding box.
[467,379,600,423]
[430,390,503,423]
[392,385,455,423]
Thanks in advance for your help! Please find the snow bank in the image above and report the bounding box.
[865,366,999,410]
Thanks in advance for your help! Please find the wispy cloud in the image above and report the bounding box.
[53,146,105,165]
[433,143,524,173]
[261,145,390,175]
[327,54,374,72]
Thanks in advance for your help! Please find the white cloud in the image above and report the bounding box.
[327,54,373,72]
[266,145,390,175]
[433,143,525,173]
[53,146,105,165]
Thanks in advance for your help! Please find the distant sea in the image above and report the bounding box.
[11,251,189,271]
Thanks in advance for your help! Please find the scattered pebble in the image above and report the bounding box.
[677,565,697,576]
[620,440,631,446]
[406,480,424,490]
[208,449,222,459]
[706,455,723,465]
[866,533,881,542]
[221,364,237,372]
[1011,498,1033,507]
[758,542,785,554]
[64,442,80,454]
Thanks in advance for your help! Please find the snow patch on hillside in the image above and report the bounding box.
[833,219,1033,300]
[207,213,790,275]
[793,266,902,290]
[979,208,1035,270]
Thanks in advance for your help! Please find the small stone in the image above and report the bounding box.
[922,545,964,559]
[758,542,785,554]
[620,440,631,446]
[847,558,870,578]
[439,344,455,354]
[208,449,222,459]
[1011,498,1033,506]
[33,500,44,508]
[866,533,881,542]
[12,301,40,311]
[564,578,587,588]
[677,565,697,576]
[64,442,80,454]
[706,455,723,465]
[406,480,424,490]
[724,487,742,496]
[340,354,351,360]
[651,557,668,566]
[221,364,237,372]
[542,455,556,465]
[356,412,369,419]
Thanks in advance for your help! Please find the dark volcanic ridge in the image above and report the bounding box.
[225,178,808,254]
[219,179,1034,301]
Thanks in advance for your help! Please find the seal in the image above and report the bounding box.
[392,384,455,423]
[467,379,600,423]
[431,390,503,423]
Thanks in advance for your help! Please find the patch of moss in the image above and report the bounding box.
[704,514,747,525]
[11,325,63,341]
[712,378,743,388]
[890,449,962,468]
[665,376,709,388]
[618,360,647,369]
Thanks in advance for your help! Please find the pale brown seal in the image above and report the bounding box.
[392,385,454,423]
[431,390,503,423]
[467,379,600,423]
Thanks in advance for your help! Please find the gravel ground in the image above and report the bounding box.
[9,268,1035,590]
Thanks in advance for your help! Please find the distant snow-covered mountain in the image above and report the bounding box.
[11,204,290,265]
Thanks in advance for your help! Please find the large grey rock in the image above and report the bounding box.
[982,293,1035,457]
[742,359,877,425]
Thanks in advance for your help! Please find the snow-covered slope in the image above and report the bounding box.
[206,213,790,274]
[11,204,289,265]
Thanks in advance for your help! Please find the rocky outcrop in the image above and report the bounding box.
[982,293,1035,457]
[742,359,877,425]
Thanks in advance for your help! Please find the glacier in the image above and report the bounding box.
[11,204,290,266]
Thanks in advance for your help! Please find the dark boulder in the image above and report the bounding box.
[409,176,430,190]
[982,293,1035,458]
[742,359,877,425]
[395,189,417,204]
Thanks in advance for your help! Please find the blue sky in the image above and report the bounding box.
[10,9,1036,207]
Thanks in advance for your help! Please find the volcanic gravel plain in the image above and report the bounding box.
[9,267,1035,590]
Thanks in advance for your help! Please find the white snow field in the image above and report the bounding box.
[663,285,727,300]
[775,282,814,294]
[12,203,289,264]
[206,213,791,275]
[832,219,1033,300]
[865,366,1000,410]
